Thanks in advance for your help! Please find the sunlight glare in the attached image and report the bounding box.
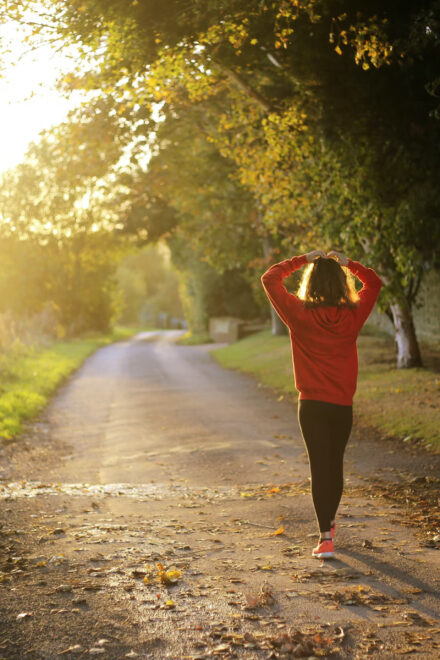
[0,22,80,174]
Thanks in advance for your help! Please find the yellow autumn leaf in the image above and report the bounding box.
[269,526,285,536]
[156,563,182,585]
[165,569,182,581]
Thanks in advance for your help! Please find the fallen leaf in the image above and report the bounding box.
[244,594,259,609]
[269,526,284,537]
[212,643,230,653]
[156,563,182,585]
[59,645,83,655]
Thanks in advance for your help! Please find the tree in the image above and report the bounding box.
[4,0,439,360]
[116,245,183,325]
[109,104,269,333]
[0,105,132,333]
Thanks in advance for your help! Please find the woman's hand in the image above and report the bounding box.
[306,249,326,263]
[327,250,349,266]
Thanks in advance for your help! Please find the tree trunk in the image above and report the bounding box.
[270,306,288,336]
[389,300,423,368]
[260,227,288,337]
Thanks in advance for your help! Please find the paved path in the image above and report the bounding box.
[0,331,439,659]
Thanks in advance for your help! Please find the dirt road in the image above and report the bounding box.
[0,331,439,659]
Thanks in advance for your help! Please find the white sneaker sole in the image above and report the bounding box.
[312,551,334,559]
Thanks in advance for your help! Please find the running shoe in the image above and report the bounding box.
[312,538,334,559]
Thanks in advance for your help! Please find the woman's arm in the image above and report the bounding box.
[261,252,317,327]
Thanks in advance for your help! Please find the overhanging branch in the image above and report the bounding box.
[210,58,274,113]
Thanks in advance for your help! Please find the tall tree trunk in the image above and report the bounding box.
[389,300,423,368]
[269,299,289,336]
[260,228,288,337]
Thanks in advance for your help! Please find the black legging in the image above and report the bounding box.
[298,399,353,533]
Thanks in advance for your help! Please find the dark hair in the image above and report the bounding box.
[297,257,359,308]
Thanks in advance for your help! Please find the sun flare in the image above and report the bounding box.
[0,22,78,175]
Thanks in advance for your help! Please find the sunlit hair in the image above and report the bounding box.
[297,257,359,308]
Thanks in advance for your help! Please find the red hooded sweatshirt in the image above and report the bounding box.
[261,255,383,406]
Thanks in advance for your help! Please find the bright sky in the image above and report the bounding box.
[0,22,79,174]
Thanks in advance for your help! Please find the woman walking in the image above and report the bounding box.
[261,249,382,559]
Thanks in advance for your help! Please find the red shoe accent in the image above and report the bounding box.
[312,539,334,559]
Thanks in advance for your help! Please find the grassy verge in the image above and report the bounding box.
[178,331,213,346]
[212,329,440,452]
[0,325,148,442]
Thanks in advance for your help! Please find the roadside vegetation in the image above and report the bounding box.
[178,332,212,346]
[213,329,440,452]
[2,3,439,367]
[0,326,146,443]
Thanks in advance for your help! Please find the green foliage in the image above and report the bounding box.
[0,101,130,239]
[2,0,440,354]
[0,105,132,334]
[170,235,262,334]
[178,332,212,346]
[0,233,122,335]
[116,244,183,325]
[108,103,269,330]
[27,1,438,266]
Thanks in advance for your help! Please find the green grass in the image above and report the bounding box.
[213,331,293,392]
[212,329,440,452]
[0,325,148,442]
[178,331,213,345]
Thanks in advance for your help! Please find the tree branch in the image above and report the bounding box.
[412,266,425,303]
[210,58,274,113]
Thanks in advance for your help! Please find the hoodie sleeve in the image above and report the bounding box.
[261,255,308,328]
[347,259,383,329]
